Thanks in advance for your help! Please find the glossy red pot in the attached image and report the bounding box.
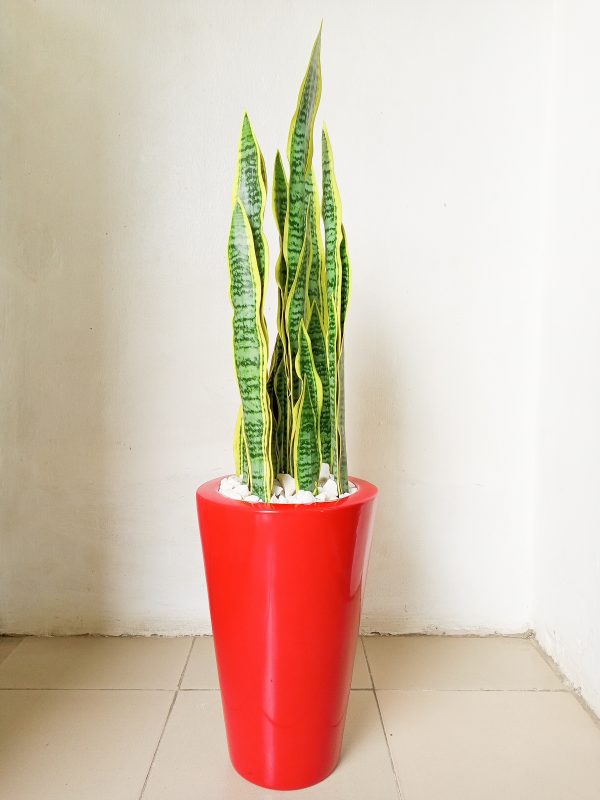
[196,476,377,790]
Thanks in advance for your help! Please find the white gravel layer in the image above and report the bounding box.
[218,463,358,504]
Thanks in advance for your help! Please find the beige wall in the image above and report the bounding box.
[1,0,549,634]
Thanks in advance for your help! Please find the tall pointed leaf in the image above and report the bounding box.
[273,151,288,339]
[228,200,273,500]
[292,321,323,492]
[284,28,322,290]
[322,125,343,481]
[285,200,312,412]
[273,358,290,474]
[266,336,284,473]
[306,169,327,317]
[233,114,270,342]
[337,225,351,492]
[307,300,331,467]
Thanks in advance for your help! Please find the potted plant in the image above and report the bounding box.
[196,26,378,791]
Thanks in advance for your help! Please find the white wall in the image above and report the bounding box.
[534,0,600,716]
[1,0,549,635]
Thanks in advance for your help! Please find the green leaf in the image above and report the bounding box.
[285,200,312,410]
[284,28,322,292]
[306,169,327,317]
[293,320,322,492]
[273,150,288,240]
[234,113,270,343]
[307,300,331,469]
[228,200,273,500]
[266,336,284,473]
[296,320,323,441]
[340,224,352,341]
[337,225,351,493]
[322,125,343,481]
[273,358,290,475]
[292,383,321,494]
[233,406,249,483]
[337,349,349,493]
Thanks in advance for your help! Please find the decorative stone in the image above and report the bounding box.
[278,473,296,498]
[218,465,354,504]
[321,478,339,500]
[295,490,316,504]
[243,494,261,503]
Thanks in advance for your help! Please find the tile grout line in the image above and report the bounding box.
[361,637,405,800]
[530,635,600,731]
[138,636,196,799]
[0,686,569,692]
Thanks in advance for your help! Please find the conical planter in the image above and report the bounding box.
[196,476,378,790]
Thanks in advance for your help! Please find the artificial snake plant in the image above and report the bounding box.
[227,27,352,501]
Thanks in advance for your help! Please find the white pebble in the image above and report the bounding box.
[273,485,284,497]
[321,478,339,500]
[295,490,316,504]
[243,494,261,503]
[231,483,250,498]
[278,473,296,498]
[219,477,238,492]
[314,492,328,502]
[220,489,240,500]
[319,463,331,481]
[339,492,350,499]
[350,486,358,494]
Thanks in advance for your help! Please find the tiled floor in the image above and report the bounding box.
[1,636,599,799]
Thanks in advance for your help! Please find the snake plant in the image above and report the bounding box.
[227,27,351,501]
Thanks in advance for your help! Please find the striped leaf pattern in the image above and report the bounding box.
[234,114,270,342]
[293,321,323,491]
[307,300,331,467]
[284,27,322,290]
[322,125,344,484]
[227,200,273,500]
[306,169,327,316]
[226,28,352,499]
[284,201,312,409]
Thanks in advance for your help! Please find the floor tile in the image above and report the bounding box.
[378,689,600,800]
[180,636,219,689]
[143,690,398,799]
[352,639,372,689]
[0,637,22,665]
[363,635,563,690]
[181,636,372,690]
[0,636,192,689]
[0,689,173,800]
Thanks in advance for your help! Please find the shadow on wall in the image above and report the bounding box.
[1,3,116,633]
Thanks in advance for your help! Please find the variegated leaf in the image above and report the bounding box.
[306,169,327,318]
[285,199,312,409]
[292,382,321,493]
[284,28,322,291]
[234,114,270,343]
[228,200,273,500]
[307,300,331,467]
[233,406,249,482]
[322,125,343,481]
[273,358,290,475]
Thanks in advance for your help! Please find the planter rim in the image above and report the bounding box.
[197,475,377,514]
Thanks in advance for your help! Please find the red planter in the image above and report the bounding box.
[196,476,378,790]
